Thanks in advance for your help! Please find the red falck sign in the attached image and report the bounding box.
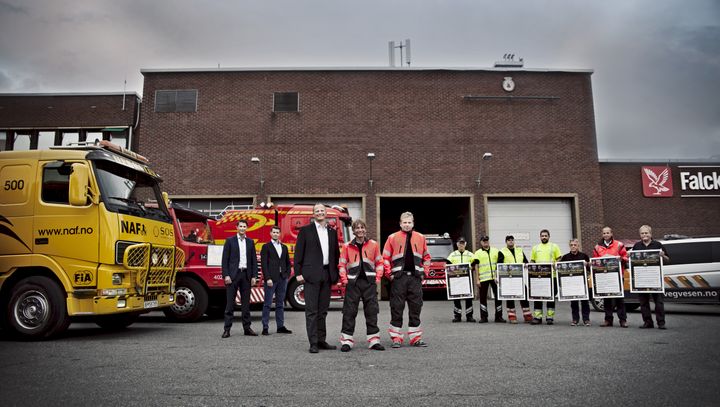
[641,166,673,197]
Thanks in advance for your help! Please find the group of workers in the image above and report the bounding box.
[447,225,670,329]
[221,205,669,353]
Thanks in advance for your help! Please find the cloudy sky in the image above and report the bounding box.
[1,0,718,160]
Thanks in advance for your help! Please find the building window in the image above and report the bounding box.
[0,132,6,151]
[13,133,31,150]
[62,132,79,146]
[112,133,128,149]
[37,131,56,150]
[86,131,103,145]
[273,92,299,112]
[155,90,198,113]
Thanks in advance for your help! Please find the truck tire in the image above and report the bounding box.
[287,279,306,311]
[6,276,70,340]
[163,277,208,322]
[590,297,604,312]
[95,312,140,330]
[624,303,640,312]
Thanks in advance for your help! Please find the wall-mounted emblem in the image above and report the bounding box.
[502,77,515,92]
[641,166,673,197]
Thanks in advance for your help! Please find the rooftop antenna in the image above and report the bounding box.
[122,76,127,111]
[388,39,412,67]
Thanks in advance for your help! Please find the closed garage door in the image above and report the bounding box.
[487,198,574,254]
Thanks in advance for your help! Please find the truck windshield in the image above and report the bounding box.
[93,159,171,223]
[427,242,453,261]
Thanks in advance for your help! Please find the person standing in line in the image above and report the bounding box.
[294,203,340,353]
[474,235,506,323]
[260,225,293,336]
[633,225,670,330]
[592,226,629,328]
[338,219,385,352]
[496,235,532,324]
[530,229,562,325]
[383,212,431,348]
[560,238,591,326]
[221,219,258,338]
[447,237,477,322]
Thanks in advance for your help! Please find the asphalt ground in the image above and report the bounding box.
[1,299,719,406]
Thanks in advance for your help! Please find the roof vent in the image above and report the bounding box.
[494,54,524,68]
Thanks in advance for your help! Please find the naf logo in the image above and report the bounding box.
[121,220,147,235]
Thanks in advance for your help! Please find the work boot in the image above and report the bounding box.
[530,318,542,325]
[371,343,385,351]
[495,316,507,323]
[522,308,533,323]
[452,315,462,323]
[546,319,554,325]
[479,317,489,323]
[466,316,476,322]
[340,344,351,352]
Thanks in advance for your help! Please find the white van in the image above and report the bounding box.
[651,237,720,303]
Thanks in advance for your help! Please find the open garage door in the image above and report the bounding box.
[487,198,574,254]
[379,196,472,246]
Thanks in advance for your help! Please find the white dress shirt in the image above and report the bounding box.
[237,234,248,269]
[272,240,283,258]
[315,221,329,266]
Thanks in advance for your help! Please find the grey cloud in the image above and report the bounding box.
[0,1,26,14]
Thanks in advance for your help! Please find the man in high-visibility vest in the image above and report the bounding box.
[383,212,431,348]
[496,235,532,324]
[338,219,385,352]
[446,237,477,322]
[473,235,505,323]
[530,229,562,325]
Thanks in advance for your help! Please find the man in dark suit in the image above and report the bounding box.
[221,219,258,338]
[260,225,293,336]
[294,203,340,353]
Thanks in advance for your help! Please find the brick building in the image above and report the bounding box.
[3,70,717,250]
[0,93,140,151]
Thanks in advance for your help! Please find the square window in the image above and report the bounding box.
[273,92,299,112]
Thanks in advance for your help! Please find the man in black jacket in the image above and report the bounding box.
[221,219,258,338]
[294,203,340,353]
[260,225,293,336]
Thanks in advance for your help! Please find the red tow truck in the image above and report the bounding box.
[164,202,352,321]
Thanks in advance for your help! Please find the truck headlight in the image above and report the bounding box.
[112,273,123,285]
[162,252,170,266]
[151,252,159,266]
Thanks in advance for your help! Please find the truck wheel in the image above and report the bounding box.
[624,303,640,312]
[7,276,70,340]
[95,312,140,330]
[163,277,208,322]
[287,280,306,311]
[590,297,605,312]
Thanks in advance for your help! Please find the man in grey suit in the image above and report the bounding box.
[294,203,340,353]
[260,225,293,336]
[221,219,258,338]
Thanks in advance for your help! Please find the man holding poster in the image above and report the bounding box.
[632,225,670,330]
[559,239,591,326]
[592,227,629,328]
[447,237,477,322]
[497,235,532,324]
[530,229,562,325]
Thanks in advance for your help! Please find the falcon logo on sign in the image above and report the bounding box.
[641,166,673,197]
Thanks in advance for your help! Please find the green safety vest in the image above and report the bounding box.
[500,247,524,264]
[474,247,499,282]
[447,250,475,265]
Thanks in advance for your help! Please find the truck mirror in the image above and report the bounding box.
[69,163,90,206]
[162,191,171,208]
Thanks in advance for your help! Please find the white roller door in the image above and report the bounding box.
[487,199,573,254]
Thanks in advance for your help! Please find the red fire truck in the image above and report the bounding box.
[164,203,351,322]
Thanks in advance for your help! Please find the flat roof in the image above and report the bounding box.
[140,66,594,74]
[0,92,141,98]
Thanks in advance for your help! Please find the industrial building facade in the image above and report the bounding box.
[2,68,718,250]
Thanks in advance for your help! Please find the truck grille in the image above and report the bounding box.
[123,243,183,295]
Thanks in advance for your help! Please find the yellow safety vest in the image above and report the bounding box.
[447,250,475,265]
[474,247,499,282]
[500,247,525,264]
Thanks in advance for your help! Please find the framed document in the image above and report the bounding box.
[206,244,224,267]
[527,263,554,301]
[497,263,526,300]
[555,260,589,301]
[629,250,664,293]
[445,263,474,300]
[590,256,624,298]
